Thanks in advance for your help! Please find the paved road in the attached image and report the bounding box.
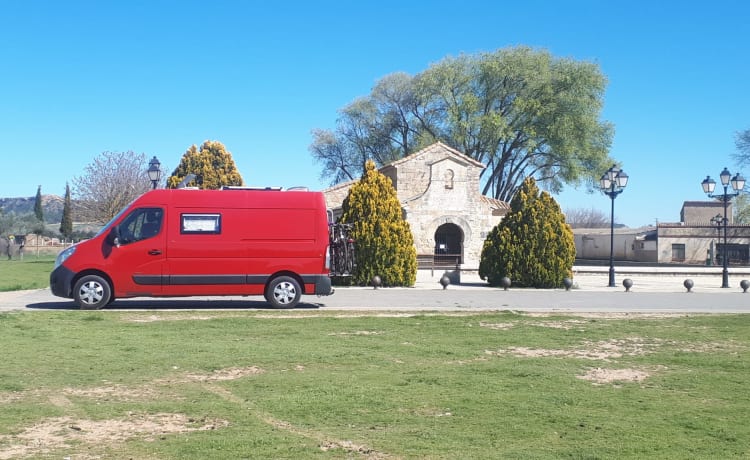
[2,272,749,314]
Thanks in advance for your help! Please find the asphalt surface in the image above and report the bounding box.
[1,272,749,314]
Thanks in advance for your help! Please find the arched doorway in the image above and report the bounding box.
[434,223,463,264]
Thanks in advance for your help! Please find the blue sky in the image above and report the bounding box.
[2,0,748,227]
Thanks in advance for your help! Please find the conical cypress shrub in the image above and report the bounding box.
[341,160,417,286]
[479,177,575,288]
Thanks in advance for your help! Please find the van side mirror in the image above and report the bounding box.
[106,227,121,247]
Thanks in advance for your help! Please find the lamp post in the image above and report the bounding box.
[701,168,745,288]
[710,214,723,266]
[599,165,629,287]
[147,156,162,190]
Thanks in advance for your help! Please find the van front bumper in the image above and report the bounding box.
[50,265,75,299]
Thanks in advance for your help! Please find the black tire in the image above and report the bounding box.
[73,275,112,310]
[265,276,301,309]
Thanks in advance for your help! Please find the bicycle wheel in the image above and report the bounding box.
[344,242,355,274]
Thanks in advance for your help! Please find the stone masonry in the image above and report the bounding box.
[322,142,509,269]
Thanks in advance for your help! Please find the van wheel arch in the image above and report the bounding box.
[72,272,114,310]
[264,274,303,309]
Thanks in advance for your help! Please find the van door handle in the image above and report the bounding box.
[148,250,162,255]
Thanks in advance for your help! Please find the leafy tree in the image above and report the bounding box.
[340,160,417,286]
[59,183,74,239]
[312,46,613,201]
[33,185,44,221]
[72,151,153,223]
[733,193,750,224]
[311,73,426,184]
[0,211,46,238]
[167,140,244,189]
[479,177,575,288]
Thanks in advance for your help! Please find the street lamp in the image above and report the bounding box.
[710,214,723,266]
[147,156,162,190]
[701,168,745,288]
[599,165,629,287]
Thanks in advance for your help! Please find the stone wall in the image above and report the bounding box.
[322,143,508,270]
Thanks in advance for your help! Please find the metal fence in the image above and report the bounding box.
[417,254,461,276]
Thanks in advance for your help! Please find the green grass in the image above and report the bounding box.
[0,311,748,459]
[0,256,55,291]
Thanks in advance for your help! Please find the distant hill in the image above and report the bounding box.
[0,195,64,224]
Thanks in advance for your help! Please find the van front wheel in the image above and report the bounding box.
[265,276,301,309]
[73,275,112,310]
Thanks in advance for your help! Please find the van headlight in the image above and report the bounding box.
[54,246,76,269]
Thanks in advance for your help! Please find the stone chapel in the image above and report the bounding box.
[322,142,509,271]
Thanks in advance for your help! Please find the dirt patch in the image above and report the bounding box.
[0,367,267,459]
[319,439,384,456]
[1,366,266,409]
[0,393,23,405]
[478,321,514,330]
[0,413,227,460]
[182,366,264,382]
[401,407,453,417]
[125,313,244,322]
[532,320,589,330]
[447,356,490,365]
[486,337,667,362]
[63,383,164,402]
[577,367,657,385]
[329,330,383,336]
[47,394,74,408]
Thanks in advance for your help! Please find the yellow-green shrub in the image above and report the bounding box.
[479,177,575,288]
[167,140,244,189]
[341,160,417,286]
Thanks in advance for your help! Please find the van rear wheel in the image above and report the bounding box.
[73,275,112,310]
[265,276,301,309]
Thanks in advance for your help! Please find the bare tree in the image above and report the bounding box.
[732,129,750,223]
[72,151,154,223]
[733,128,750,165]
[564,207,613,228]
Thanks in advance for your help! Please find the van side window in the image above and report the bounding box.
[119,208,164,244]
[181,213,221,234]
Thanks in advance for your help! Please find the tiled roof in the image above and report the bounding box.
[479,194,510,211]
[321,178,356,193]
[383,142,486,169]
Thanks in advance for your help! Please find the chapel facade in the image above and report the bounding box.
[322,142,509,270]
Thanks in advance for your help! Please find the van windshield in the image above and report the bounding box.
[93,199,136,238]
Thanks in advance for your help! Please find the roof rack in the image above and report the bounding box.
[221,186,283,191]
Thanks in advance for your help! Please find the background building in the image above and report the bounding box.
[573,201,750,266]
[658,201,749,265]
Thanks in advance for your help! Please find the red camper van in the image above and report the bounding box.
[50,188,333,309]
